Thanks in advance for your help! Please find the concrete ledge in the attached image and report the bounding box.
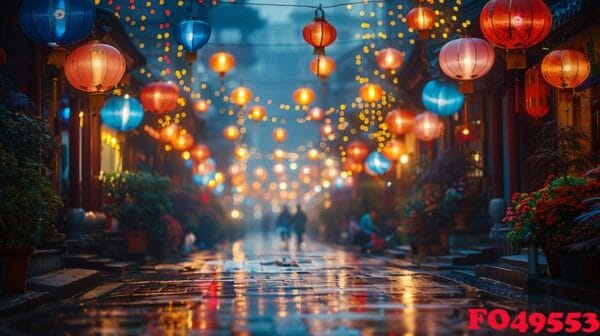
[27,268,101,299]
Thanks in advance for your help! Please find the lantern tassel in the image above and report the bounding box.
[185,51,197,62]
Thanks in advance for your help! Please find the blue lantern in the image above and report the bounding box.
[100,95,144,132]
[19,0,96,46]
[422,80,464,117]
[365,152,392,176]
[174,19,211,61]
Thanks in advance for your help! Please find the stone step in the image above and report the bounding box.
[501,254,547,270]
[28,249,64,277]
[27,268,101,299]
[474,263,529,289]
[64,254,98,269]
[383,248,408,259]
[103,261,139,275]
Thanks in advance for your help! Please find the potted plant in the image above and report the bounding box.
[0,105,62,293]
[402,183,446,255]
[101,172,172,254]
[442,187,467,230]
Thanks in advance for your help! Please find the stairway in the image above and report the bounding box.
[475,254,547,289]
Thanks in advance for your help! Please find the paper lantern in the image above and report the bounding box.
[308,107,324,121]
[223,125,241,141]
[273,128,288,143]
[273,149,286,161]
[310,55,336,80]
[141,81,180,115]
[209,51,235,78]
[382,139,406,161]
[414,112,444,141]
[234,146,250,161]
[365,152,392,176]
[307,149,320,160]
[422,80,464,116]
[273,163,286,175]
[343,159,363,174]
[385,109,415,135]
[320,123,334,136]
[406,6,436,38]
[100,95,144,132]
[172,133,194,151]
[359,83,383,103]
[194,158,216,175]
[346,141,369,162]
[191,144,211,162]
[524,66,550,118]
[174,19,211,61]
[194,99,210,114]
[302,6,337,55]
[19,0,96,46]
[254,167,268,182]
[455,124,478,144]
[540,49,590,89]
[376,47,404,70]
[159,124,179,144]
[248,105,266,122]
[293,87,316,106]
[439,37,495,93]
[480,0,551,67]
[64,41,125,93]
[230,86,253,107]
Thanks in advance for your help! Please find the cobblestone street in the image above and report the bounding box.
[0,235,591,335]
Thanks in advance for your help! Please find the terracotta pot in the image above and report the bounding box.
[0,247,34,293]
[124,231,148,254]
[544,251,562,278]
[452,212,469,230]
[579,256,600,285]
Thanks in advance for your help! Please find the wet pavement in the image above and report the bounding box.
[0,235,592,335]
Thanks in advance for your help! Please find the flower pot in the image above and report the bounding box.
[559,251,581,282]
[579,256,600,285]
[124,231,148,254]
[64,208,85,240]
[452,212,469,230]
[0,247,34,293]
[544,251,562,278]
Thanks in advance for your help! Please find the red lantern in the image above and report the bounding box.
[344,159,363,174]
[376,48,404,71]
[273,128,288,143]
[293,87,316,106]
[191,144,211,162]
[524,66,550,118]
[540,49,591,89]
[141,81,180,115]
[346,141,369,162]
[385,109,415,135]
[209,51,235,78]
[172,133,194,151]
[310,55,336,81]
[230,86,253,107]
[248,105,266,122]
[439,37,495,93]
[302,6,337,55]
[159,124,179,144]
[455,124,478,144]
[406,6,436,38]
[359,83,383,103]
[480,0,552,50]
[382,139,406,161]
[64,41,126,93]
[223,125,241,141]
[414,112,444,141]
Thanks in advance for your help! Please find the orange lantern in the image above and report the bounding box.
[293,87,316,106]
[376,48,404,71]
[540,49,590,89]
[223,125,241,141]
[64,41,126,93]
[346,141,369,162]
[439,37,495,93]
[209,51,235,78]
[273,127,288,143]
[273,149,286,161]
[308,107,324,121]
[254,167,268,182]
[248,105,266,122]
[406,6,436,38]
[382,139,406,161]
[414,112,444,141]
[234,145,250,161]
[359,83,383,103]
[273,163,286,175]
[524,66,550,118]
[194,99,210,114]
[230,86,253,107]
[343,159,363,174]
[307,148,320,160]
[172,133,194,151]
[310,55,336,81]
[141,81,180,115]
[191,144,211,162]
[302,6,337,55]
[159,124,179,144]
[385,109,415,135]
[320,123,334,137]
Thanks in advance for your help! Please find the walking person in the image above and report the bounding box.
[276,205,292,249]
[357,210,380,253]
[292,204,307,250]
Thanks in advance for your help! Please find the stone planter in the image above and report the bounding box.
[0,247,34,293]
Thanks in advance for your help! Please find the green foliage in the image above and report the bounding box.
[101,171,172,236]
[0,105,62,246]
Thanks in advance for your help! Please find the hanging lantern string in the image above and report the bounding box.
[214,1,386,9]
